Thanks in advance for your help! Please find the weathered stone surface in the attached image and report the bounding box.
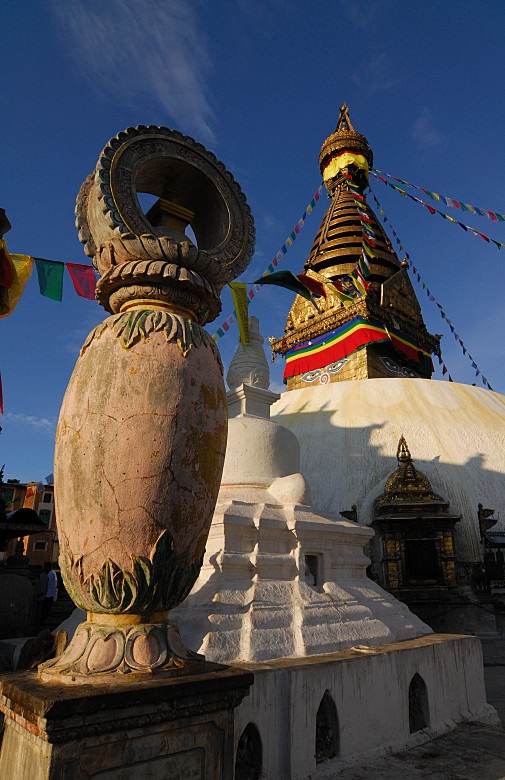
[231,635,498,780]
[0,664,252,779]
[56,321,226,607]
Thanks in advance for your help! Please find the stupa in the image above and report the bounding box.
[174,314,497,779]
[269,105,505,633]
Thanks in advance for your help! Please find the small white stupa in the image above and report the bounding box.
[173,319,495,779]
[174,317,432,663]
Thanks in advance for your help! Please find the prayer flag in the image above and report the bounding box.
[352,266,369,293]
[66,263,97,300]
[0,254,34,318]
[359,251,371,278]
[0,239,13,289]
[229,282,249,345]
[34,258,64,301]
[339,275,361,298]
[321,151,369,183]
[297,273,327,298]
[328,282,353,308]
[253,270,315,303]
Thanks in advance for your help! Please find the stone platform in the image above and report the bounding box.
[232,634,498,780]
[0,663,252,779]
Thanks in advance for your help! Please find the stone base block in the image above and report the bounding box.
[0,664,253,780]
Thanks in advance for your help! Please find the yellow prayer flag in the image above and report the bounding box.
[327,282,353,309]
[0,252,34,319]
[229,282,249,344]
[363,242,375,259]
[322,152,369,183]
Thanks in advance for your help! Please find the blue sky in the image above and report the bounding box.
[1,1,505,481]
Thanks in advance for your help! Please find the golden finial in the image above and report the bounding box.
[396,435,412,465]
[335,103,355,134]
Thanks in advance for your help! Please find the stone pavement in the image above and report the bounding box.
[321,637,505,779]
[325,722,505,779]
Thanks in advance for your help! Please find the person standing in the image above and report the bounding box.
[41,561,58,623]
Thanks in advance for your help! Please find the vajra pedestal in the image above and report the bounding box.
[40,125,255,680]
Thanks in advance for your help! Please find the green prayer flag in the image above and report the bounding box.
[34,258,64,301]
[253,270,314,302]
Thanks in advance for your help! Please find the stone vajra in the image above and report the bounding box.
[39,126,255,681]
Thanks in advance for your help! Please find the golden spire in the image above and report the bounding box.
[269,106,440,390]
[319,103,373,193]
[334,103,354,133]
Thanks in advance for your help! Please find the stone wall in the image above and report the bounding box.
[233,634,497,780]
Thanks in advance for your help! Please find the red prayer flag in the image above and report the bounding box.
[297,273,327,298]
[0,244,13,288]
[478,232,490,243]
[425,205,436,215]
[66,263,97,300]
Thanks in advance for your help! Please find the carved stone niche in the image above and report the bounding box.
[372,436,461,594]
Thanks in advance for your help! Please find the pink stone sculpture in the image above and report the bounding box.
[40,126,254,681]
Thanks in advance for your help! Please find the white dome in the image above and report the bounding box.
[272,378,505,562]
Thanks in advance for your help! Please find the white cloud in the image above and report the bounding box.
[411,107,444,149]
[51,0,215,143]
[5,412,56,432]
[351,52,402,95]
[340,0,384,30]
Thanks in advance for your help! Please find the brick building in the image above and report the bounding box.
[2,480,58,567]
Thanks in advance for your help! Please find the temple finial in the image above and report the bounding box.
[397,435,412,465]
[335,103,355,134]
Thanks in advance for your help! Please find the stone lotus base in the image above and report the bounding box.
[0,664,252,780]
[39,612,203,683]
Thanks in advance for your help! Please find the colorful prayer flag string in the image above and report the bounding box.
[373,169,505,223]
[371,173,505,251]
[211,185,324,342]
[369,187,494,391]
[0,244,98,314]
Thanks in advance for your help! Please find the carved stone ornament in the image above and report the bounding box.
[40,126,255,682]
